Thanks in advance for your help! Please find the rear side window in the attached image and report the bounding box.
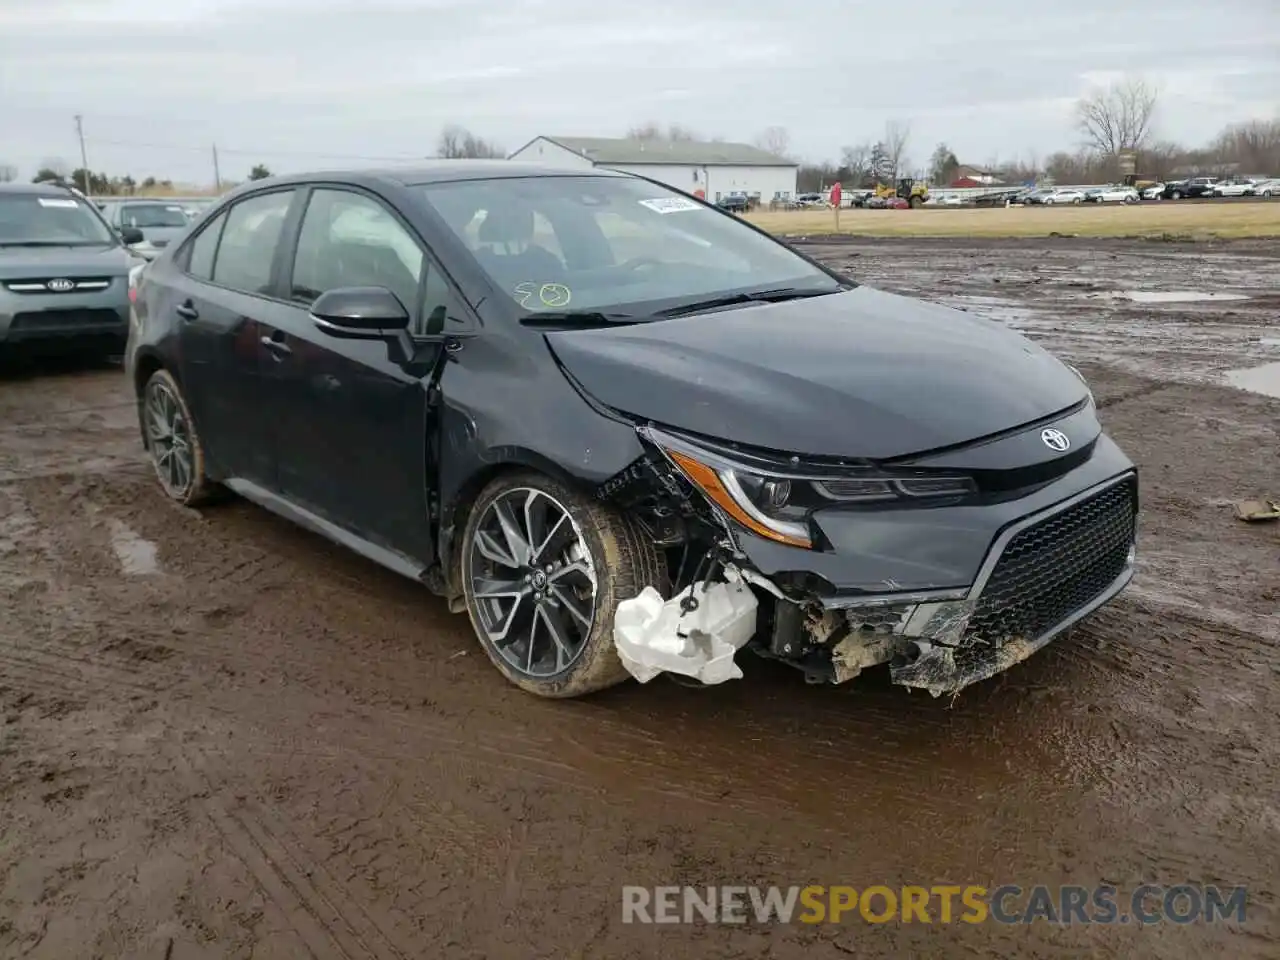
[212,190,295,295]
[186,212,226,281]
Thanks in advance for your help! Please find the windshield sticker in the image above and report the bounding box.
[37,197,80,209]
[638,197,701,215]
[514,281,572,309]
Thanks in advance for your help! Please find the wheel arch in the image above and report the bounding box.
[437,447,597,595]
[131,347,173,398]
[130,348,177,447]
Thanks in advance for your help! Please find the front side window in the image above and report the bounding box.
[290,189,423,317]
[0,193,118,247]
[416,175,838,316]
[212,190,295,295]
[120,203,189,229]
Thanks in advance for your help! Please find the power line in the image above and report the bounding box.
[83,136,429,164]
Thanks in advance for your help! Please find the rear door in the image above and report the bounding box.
[169,188,299,485]
[257,185,460,561]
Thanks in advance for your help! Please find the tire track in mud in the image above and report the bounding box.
[10,460,1232,838]
[168,744,409,960]
[27,468,1037,816]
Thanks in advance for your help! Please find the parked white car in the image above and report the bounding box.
[1044,190,1085,205]
[1141,182,1167,200]
[1087,186,1141,203]
[1250,179,1279,198]
[1212,179,1256,197]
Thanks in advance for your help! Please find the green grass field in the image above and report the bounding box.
[744,202,1280,240]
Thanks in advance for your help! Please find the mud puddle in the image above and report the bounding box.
[1225,360,1280,398]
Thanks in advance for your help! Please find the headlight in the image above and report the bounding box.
[643,427,977,550]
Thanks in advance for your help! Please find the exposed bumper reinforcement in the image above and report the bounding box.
[888,562,1134,696]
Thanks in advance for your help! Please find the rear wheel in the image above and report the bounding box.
[460,472,664,698]
[142,369,218,506]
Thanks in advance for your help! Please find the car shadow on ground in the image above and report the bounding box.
[0,349,123,381]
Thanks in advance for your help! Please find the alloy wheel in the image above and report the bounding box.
[466,488,598,678]
[145,379,194,498]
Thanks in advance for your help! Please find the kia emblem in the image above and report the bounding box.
[46,278,75,293]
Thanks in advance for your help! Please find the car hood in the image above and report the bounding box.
[0,244,135,280]
[545,286,1089,460]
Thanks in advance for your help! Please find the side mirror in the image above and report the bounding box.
[120,226,145,245]
[311,286,410,339]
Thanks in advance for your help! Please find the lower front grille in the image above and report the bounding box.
[10,308,124,332]
[967,477,1136,644]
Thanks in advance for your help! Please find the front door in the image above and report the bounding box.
[258,186,451,562]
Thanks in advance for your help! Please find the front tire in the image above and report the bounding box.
[460,471,665,698]
[142,368,217,506]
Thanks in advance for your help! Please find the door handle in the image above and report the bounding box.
[259,335,292,358]
[175,301,198,321]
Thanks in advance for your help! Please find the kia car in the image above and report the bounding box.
[1,183,147,354]
[125,163,1138,699]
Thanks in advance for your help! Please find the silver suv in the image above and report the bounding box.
[0,183,147,354]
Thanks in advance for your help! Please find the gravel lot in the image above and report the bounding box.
[1,237,1277,959]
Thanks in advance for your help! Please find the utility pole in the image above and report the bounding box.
[73,114,90,195]
[211,144,221,192]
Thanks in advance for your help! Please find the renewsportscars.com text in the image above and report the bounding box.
[622,884,1248,925]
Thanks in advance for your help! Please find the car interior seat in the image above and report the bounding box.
[475,206,564,284]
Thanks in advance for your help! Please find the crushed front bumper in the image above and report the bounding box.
[737,449,1139,696]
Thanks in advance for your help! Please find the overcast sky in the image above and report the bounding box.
[1,0,1277,185]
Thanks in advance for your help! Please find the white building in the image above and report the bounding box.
[507,136,798,204]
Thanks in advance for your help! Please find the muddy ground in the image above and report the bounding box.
[1,238,1277,959]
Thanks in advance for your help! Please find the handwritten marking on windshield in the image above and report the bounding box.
[514,281,572,309]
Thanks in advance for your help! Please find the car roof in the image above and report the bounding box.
[232,161,627,193]
[0,182,85,197]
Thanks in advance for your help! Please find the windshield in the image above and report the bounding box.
[119,203,189,228]
[416,175,839,315]
[0,193,118,246]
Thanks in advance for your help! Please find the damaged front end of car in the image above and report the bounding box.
[594,422,1138,698]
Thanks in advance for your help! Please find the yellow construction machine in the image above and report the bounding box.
[873,178,930,208]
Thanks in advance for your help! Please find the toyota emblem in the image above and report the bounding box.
[1041,428,1070,452]
[46,278,75,292]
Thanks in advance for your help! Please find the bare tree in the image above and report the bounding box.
[0,163,16,183]
[928,143,959,185]
[437,124,505,159]
[1076,77,1159,156]
[627,122,699,141]
[1210,117,1280,174]
[884,120,911,181]
[753,126,791,159]
[839,143,872,186]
